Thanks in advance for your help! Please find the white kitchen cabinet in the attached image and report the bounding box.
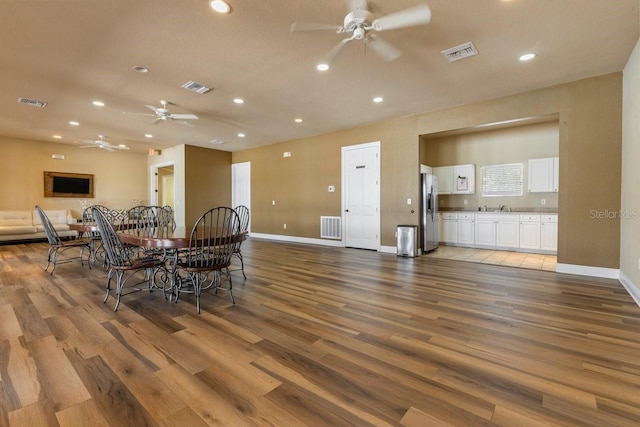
[434,164,475,195]
[474,214,519,248]
[452,164,475,194]
[433,166,454,194]
[528,157,559,193]
[441,212,458,243]
[496,218,519,248]
[474,216,497,246]
[518,214,541,250]
[540,214,558,251]
[457,213,475,246]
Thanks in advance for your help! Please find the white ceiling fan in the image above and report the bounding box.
[124,100,199,127]
[291,0,431,69]
[79,135,129,152]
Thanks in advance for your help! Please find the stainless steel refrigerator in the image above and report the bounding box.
[420,173,439,253]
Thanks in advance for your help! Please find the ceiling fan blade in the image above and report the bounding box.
[367,34,402,61]
[152,117,164,125]
[319,38,353,67]
[145,104,161,113]
[122,111,156,117]
[372,4,431,32]
[78,145,98,149]
[170,113,198,120]
[291,21,344,33]
[103,146,115,152]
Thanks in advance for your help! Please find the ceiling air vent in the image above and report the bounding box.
[181,80,212,94]
[17,97,47,108]
[441,41,478,63]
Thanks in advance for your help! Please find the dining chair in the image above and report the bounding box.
[231,205,250,279]
[35,205,91,274]
[82,204,111,267]
[175,206,241,313]
[92,206,163,311]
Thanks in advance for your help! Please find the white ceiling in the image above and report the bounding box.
[0,0,638,153]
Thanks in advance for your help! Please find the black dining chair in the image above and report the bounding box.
[35,205,91,274]
[175,206,241,313]
[92,206,164,311]
[231,205,250,279]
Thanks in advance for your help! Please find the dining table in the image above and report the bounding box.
[116,226,247,301]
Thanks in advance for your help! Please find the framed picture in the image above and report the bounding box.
[457,176,468,191]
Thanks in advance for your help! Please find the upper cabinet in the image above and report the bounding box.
[434,164,475,195]
[528,157,559,193]
[452,164,475,194]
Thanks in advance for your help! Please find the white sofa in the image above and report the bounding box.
[0,209,77,242]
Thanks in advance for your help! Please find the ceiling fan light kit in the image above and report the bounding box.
[292,0,432,68]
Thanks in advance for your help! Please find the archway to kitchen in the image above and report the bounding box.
[418,115,559,271]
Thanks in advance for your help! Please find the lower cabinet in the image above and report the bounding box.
[474,218,496,246]
[441,211,557,254]
[540,215,558,251]
[496,219,519,248]
[475,214,519,249]
[519,215,541,250]
[441,212,458,243]
[457,213,475,246]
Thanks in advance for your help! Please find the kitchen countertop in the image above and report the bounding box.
[439,207,558,213]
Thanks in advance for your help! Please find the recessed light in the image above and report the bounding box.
[69,121,79,126]
[92,100,105,107]
[317,63,329,71]
[53,135,62,139]
[210,0,231,14]
[118,144,127,148]
[233,97,244,104]
[373,97,384,103]
[519,52,536,61]
[145,134,153,138]
[294,118,303,123]
[133,65,150,73]
[237,133,245,138]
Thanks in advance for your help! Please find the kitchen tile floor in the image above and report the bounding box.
[423,244,557,271]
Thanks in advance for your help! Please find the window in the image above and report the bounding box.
[481,163,523,197]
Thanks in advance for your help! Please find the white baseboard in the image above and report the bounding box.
[249,233,344,247]
[619,272,640,307]
[556,263,620,279]
[380,245,396,254]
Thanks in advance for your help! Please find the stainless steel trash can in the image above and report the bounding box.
[397,225,418,257]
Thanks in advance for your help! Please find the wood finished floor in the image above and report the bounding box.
[1,238,640,426]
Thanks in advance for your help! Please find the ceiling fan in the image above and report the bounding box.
[124,100,199,127]
[79,135,129,152]
[291,0,432,69]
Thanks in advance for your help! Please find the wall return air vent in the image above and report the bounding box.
[441,41,478,63]
[17,97,47,108]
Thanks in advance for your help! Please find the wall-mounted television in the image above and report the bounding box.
[44,171,94,198]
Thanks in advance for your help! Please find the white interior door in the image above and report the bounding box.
[232,162,251,232]
[342,142,380,250]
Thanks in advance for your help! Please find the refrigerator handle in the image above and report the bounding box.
[429,186,435,221]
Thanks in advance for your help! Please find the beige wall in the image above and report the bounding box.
[621,38,640,290]
[421,121,559,210]
[0,136,147,218]
[184,145,232,225]
[233,73,623,269]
